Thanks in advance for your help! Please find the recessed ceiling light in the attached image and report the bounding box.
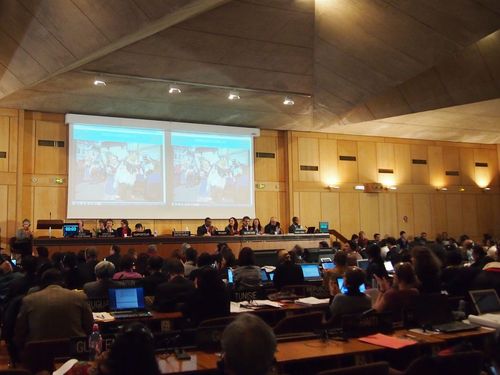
[93,79,106,87]
[168,85,181,94]
[283,96,294,106]
[228,91,240,100]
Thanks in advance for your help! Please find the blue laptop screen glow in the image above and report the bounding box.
[260,269,269,282]
[322,262,335,270]
[227,269,234,284]
[63,223,79,237]
[337,278,366,294]
[301,264,321,279]
[109,288,144,310]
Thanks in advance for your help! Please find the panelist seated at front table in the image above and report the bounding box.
[76,220,92,237]
[132,223,152,237]
[239,216,256,235]
[197,217,217,236]
[116,219,132,238]
[264,217,282,235]
[99,219,116,237]
[224,217,238,235]
[288,216,304,234]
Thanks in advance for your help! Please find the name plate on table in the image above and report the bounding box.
[294,229,307,234]
[241,231,257,235]
[99,232,115,238]
[215,230,228,236]
[132,232,152,237]
[172,231,191,237]
[77,233,92,238]
[70,335,115,358]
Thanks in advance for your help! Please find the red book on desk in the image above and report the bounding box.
[358,333,417,349]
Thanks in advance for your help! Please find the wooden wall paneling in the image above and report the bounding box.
[459,148,475,186]
[443,147,460,186]
[8,115,18,173]
[278,191,288,226]
[339,192,360,237]
[298,192,321,228]
[0,185,7,248]
[445,194,463,238]
[297,137,320,182]
[430,194,447,236]
[473,149,494,188]
[320,192,340,231]
[394,143,411,185]
[412,193,432,236]
[493,194,500,237]
[34,120,68,175]
[396,193,414,236]
[376,143,395,185]
[21,186,33,227]
[476,194,496,236]
[292,191,300,220]
[357,141,377,183]
[154,220,182,235]
[7,185,16,239]
[32,186,67,236]
[359,193,380,236]
[319,139,338,185]
[337,140,358,183]
[486,149,499,187]
[276,131,287,183]
[255,191,279,224]
[23,114,35,174]
[0,116,9,172]
[428,146,444,188]
[378,193,397,237]
[461,194,478,237]
[410,145,429,185]
[254,135,278,181]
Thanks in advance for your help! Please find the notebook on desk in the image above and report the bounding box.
[108,287,152,319]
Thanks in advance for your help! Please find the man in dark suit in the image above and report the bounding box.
[197,217,216,236]
[140,256,168,295]
[288,216,303,234]
[76,220,92,236]
[83,260,124,299]
[15,269,93,350]
[76,247,99,287]
[154,259,195,312]
[106,244,122,271]
[115,219,132,237]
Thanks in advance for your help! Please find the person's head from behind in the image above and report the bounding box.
[472,244,487,262]
[221,314,276,375]
[147,256,163,273]
[85,247,97,261]
[386,237,397,247]
[343,267,366,294]
[105,322,159,375]
[21,255,37,275]
[40,268,63,288]
[197,252,213,268]
[446,249,463,267]
[366,244,382,261]
[342,241,354,252]
[333,251,347,268]
[110,244,121,256]
[278,250,291,264]
[146,244,158,256]
[166,259,184,278]
[120,255,135,272]
[62,252,77,270]
[411,246,442,274]
[238,247,255,267]
[95,260,115,280]
[36,246,49,258]
[394,262,417,288]
[185,247,198,263]
[220,247,236,268]
[195,267,224,292]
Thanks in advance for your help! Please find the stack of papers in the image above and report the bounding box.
[93,312,115,322]
[295,297,330,305]
[358,333,417,349]
[230,300,282,313]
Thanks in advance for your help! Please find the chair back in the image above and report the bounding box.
[317,361,389,375]
[22,339,70,373]
[273,311,323,335]
[404,351,483,375]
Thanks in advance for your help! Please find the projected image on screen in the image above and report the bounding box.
[72,124,165,204]
[171,133,251,206]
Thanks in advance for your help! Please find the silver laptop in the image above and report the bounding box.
[469,289,500,315]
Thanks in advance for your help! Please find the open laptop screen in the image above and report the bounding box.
[357,259,369,271]
[62,223,79,237]
[470,289,500,315]
[227,269,234,284]
[260,269,269,282]
[300,264,321,280]
[108,288,145,310]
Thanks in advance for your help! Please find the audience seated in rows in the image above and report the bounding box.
[140,255,168,295]
[106,244,122,271]
[273,250,304,290]
[112,255,142,280]
[83,260,124,299]
[233,247,261,288]
[154,259,195,312]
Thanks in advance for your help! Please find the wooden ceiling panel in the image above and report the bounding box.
[364,88,412,119]
[476,30,500,86]
[132,0,213,20]
[241,0,314,14]
[0,63,24,95]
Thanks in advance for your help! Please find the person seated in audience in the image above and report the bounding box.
[470,244,495,269]
[93,322,160,375]
[183,247,198,277]
[215,245,237,279]
[358,231,369,249]
[188,252,214,281]
[343,241,362,265]
[288,216,302,234]
[5,255,38,303]
[140,256,167,295]
[103,219,115,235]
[323,251,348,292]
[61,252,81,289]
[365,244,388,283]
[328,267,371,324]
[252,218,263,234]
[132,223,152,236]
[441,249,479,297]
[486,239,498,260]
[106,244,122,271]
[373,262,419,320]
[115,219,132,237]
[0,257,23,305]
[264,217,281,235]
[373,233,381,245]
[83,260,124,299]
[76,220,91,236]
[471,261,500,296]
[154,259,195,312]
[385,237,406,265]
[233,247,261,288]
[411,246,442,294]
[183,267,230,326]
[14,269,93,350]
[76,247,99,287]
[15,219,33,241]
[239,216,252,234]
[112,255,143,280]
[135,252,151,276]
[273,250,304,290]
[221,313,277,375]
[35,246,51,271]
[197,217,216,236]
[290,244,305,263]
[396,231,409,250]
[224,217,238,235]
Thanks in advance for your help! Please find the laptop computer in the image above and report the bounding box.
[260,269,270,283]
[337,277,366,294]
[300,264,322,281]
[318,221,329,233]
[357,259,369,271]
[322,262,335,270]
[470,289,500,315]
[384,261,395,274]
[62,223,79,237]
[306,227,316,234]
[108,287,151,319]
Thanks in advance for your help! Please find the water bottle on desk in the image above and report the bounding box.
[88,323,102,361]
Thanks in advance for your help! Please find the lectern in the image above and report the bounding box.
[37,220,64,238]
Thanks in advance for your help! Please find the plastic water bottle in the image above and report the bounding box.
[88,323,102,361]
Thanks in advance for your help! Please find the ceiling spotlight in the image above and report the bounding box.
[283,96,295,106]
[168,85,181,94]
[228,91,240,100]
[93,78,106,87]
[354,185,365,191]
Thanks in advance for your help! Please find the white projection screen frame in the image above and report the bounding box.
[66,114,260,219]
